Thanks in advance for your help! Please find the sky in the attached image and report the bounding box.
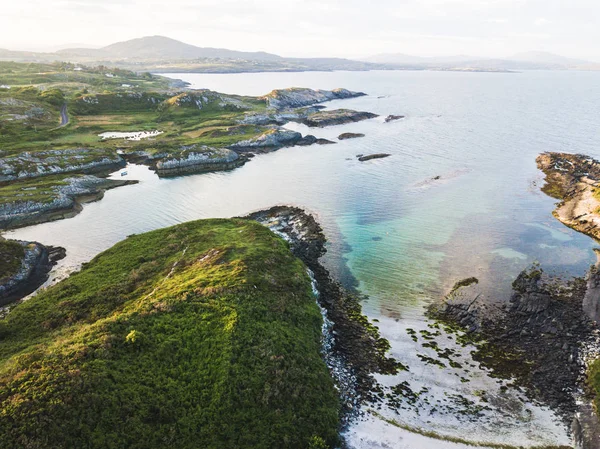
[1,0,600,60]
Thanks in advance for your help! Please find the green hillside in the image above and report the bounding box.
[0,218,340,448]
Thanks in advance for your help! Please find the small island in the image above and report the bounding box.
[357,153,391,162]
[338,132,365,140]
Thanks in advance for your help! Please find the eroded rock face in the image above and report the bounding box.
[0,176,135,229]
[155,147,241,177]
[260,87,366,110]
[0,149,125,182]
[229,128,303,151]
[0,241,66,306]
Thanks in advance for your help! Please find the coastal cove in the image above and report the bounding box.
[6,69,600,447]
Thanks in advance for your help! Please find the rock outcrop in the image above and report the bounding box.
[302,109,378,128]
[229,128,303,151]
[536,152,600,241]
[155,147,243,177]
[0,149,125,182]
[260,88,365,110]
[358,153,391,162]
[431,267,598,424]
[0,176,136,229]
[338,133,365,140]
[385,114,405,122]
[0,240,65,305]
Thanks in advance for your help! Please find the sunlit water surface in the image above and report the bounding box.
[7,70,600,448]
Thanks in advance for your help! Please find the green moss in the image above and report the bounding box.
[588,359,600,413]
[0,218,340,448]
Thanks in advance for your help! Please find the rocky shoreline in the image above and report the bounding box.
[430,267,598,421]
[0,176,137,230]
[2,87,384,229]
[0,240,65,306]
[537,152,600,242]
[425,152,600,447]
[247,207,402,422]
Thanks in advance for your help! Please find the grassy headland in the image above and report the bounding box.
[0,218,340,448]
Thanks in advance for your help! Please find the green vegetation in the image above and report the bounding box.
[0,61,272,214]
[0,218,340,448]
[588,359,600,415]
[0,238,24,281]
[0,174,74,204]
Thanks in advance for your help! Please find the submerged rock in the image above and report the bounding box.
[385,114,405,122]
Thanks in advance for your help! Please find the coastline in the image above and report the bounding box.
[247,206,401,422]
[536,152,600,242]
[0,240,65,307]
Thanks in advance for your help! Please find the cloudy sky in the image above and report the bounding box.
[2,0,599,60]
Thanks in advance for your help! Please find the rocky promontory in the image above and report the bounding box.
[247,207,403,414]
[537,152,600,242]
[0,238,65,305]
[0,148,125,182]
[260,87,366,110]
[0,175,136,229]
[302,109,378,128]
[155,147,243,177]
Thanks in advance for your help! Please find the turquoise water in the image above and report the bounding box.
[7,70,600,446]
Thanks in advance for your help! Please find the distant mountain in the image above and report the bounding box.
[506,51,589,66]
[0,37,597,74]
[58,36,282,61]
[363,50,594,71]
[363,53,483,65]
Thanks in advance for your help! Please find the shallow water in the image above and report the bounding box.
[7,69,600,447]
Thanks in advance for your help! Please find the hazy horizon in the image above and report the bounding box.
[2,0,599,61]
